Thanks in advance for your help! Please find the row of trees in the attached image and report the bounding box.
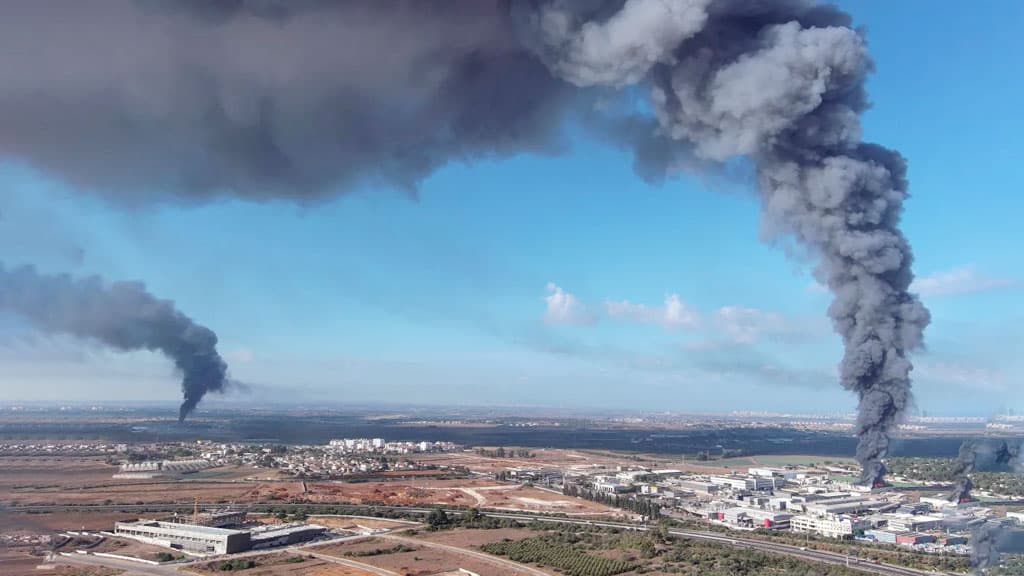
[424,507,524,531]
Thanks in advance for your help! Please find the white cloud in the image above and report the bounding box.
[605,293,700,329]
[712,305,790,344]
[543,282,595,325]
[912,266,1014,298]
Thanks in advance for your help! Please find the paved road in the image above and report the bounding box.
[378,533,552,576]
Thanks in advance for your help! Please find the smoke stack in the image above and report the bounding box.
[0,0,930,473]
[0,263,227,420]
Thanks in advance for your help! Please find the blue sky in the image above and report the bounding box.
[0,1,1021,415]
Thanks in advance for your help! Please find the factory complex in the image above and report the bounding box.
[558,463,1019,557]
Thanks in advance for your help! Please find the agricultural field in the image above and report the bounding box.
[476,528,876,576]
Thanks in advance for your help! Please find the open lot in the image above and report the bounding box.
[0,550,122,576]
[191,552,379,576]
[0,511,134,533]
[303,515,418,532]
[413,447,853,478]
[0,457,302,506]
[306,478,615,515]
[312,536,544,576]
[87,536,184,562]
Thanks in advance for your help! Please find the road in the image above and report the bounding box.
[16,503,953,576]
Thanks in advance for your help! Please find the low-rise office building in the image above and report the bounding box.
[791,515,870,539]
[115,520,250,554]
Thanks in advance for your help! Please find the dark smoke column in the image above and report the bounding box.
[950,441,979,503]
[517,0,930,486]
[0,1,931,480]
[0,263,227,420]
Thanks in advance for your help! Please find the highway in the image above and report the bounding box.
[9,502,954,576]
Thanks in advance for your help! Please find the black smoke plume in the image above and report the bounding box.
[950,441,980,504]
[0,0,929,479]
[0,264,227,420]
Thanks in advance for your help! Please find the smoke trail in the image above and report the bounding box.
[0,263,227,420]
[0,1,929,480]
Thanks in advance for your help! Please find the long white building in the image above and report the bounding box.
[115,521,250,554]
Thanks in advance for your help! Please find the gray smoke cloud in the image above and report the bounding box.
[972,522,1003,573]
[950,439,1020,503]
[961,442,1022,573]
[0,264,227,420]
[0,0,929,477]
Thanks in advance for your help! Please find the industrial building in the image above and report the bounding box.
[719,507,792,530]
[165,509,247,528]
[113,459,211,478]
[865,528,900,544]
[249,523,327,549]
[884,513,943,533]
[791,515,870,539]
[114,519,327,555]
[676,480,720,495]
[802,497,888,517]
[709,474,782,491]
[115,520,250,554]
